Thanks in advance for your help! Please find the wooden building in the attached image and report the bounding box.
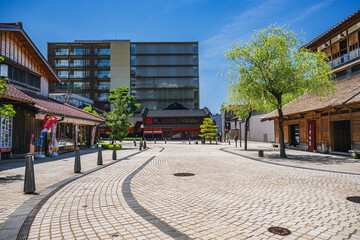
[0,22,105,158]
[135,102,211,140]
[262,10,360,153]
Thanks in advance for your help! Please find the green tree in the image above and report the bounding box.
[83,105,100,116]
[0,57,16,118]
[223,25,335,158]
[104,86,140,144]
[199,118,218,143]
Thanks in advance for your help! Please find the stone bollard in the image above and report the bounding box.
[154,138,156,144]
[97,145,103,165]
[228,139,230,145]
[235,140,237,148]
[189,138,191,145]
[112,144,117,160]
[74,147,81,173]
[165,138,167,144]
[216,138,218,145]
[139,140,143,150]
[24,154,35,194]
[144,139,147,149]
[258,150,264,157]
[133,140,136,146]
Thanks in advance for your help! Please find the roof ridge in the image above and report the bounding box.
[63,103,106,121]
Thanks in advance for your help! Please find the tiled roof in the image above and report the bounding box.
[144,109,210,118]
[262,74,360,121]
[2,85,105,123]
[302,9,360,49]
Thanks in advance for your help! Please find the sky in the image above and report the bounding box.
[1,0,359,114]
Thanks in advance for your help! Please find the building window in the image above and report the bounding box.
[70,60,84,67]
[95,48,110,55]
[55,82,68,90]
[130,67,136,77]
[96,59,110,67]
[193,78,199,88]
[339,39,348,56]
[55,59,69,67]
[72,82,89,90]
[8,65,41,89]
[131,56,136,66]
[131,44,136,54]
[193,56,198,65]
[97,82,110,89]
[193,44,198,54]
[193,67,198,77]
[95,70,110,78]
[97,93,110,101]
[56,70,69,78]
[55,48,69,55]
[70,71,85,78]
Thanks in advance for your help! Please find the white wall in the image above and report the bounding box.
[241,113,274,142]
[40,77,49,96]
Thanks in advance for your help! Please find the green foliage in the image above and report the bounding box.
[104,86,140,143]
[98,142,122,150]
[123,137,142,141]
[0,57,16,118]
[199,118,217,141]
[223,25,335,157]
[83,105,100,116]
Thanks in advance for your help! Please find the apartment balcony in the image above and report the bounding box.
[328,48,360,68]
[70,63,85,67]
[55,63,69,67]
[70,74,85,78]
[96,74,110,78]
[55,51,69,56]
[97,63,111,67]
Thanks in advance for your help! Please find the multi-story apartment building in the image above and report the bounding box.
[47,41,199,112]
[263,9,360,154]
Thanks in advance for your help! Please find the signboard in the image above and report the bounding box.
[0,117,12,153]
[308,120,316,151]
[91,126,97,147]
[75,124,79,147]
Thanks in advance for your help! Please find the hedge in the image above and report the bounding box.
[98,142,122,150]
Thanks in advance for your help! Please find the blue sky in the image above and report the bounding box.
[1,0,358,113]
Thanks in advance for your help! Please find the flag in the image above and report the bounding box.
[49,123,57,153]
[34,115,58,146]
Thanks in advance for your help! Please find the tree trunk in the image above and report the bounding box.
[278,108,287,158]
[244,116,250,150]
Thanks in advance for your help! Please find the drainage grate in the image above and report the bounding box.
[111,234,119,237]
[347,196,360,203]
[268,227,291,236]
[174,173,195,177]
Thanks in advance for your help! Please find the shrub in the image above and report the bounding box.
[98,142,122,150]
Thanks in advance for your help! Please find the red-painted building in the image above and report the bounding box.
[132,103,211,140]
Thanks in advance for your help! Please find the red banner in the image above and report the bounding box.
[34,115,58,146]
[91,126,97,146]
[75,124,79,147]
[49,123,57,153]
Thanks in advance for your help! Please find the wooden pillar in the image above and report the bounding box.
[350,109,353,149]
[328,111,331,150]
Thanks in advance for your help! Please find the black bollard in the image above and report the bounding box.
[258,150,264,157]
[165,138,167,144]
[235,140,237,148]
[189,138,191,144]
[228,139,230,145]
[24,154,35,194]
[112,144,117,160]
[144,139,147,149]
[133,140,136,146]
[139,140,143,150]
[155,138,156,144]
[216,138,218,145]
[97,145,103,165]
[74,147,81,173]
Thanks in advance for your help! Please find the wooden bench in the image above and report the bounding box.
[348,150,360,159]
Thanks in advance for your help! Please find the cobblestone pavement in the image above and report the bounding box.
[24,142,360,239]
[0,142,138,227]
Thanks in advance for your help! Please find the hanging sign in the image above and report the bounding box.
[34,115,58,146]
[0,117,12,153]
[307,120,316,151]
[91,126,97,147]
[49,123,57,154]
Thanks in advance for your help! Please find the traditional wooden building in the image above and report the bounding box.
[134,102,211,140]
[262,10,360,153]
[0,22,105,158]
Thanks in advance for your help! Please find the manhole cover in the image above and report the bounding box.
[347,196,360,203]
[174,173,195,177]
[268,227,291,236]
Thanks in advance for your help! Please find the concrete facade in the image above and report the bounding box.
[110,41,130,89]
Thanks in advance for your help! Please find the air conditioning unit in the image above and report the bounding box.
[0,64,8,77]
